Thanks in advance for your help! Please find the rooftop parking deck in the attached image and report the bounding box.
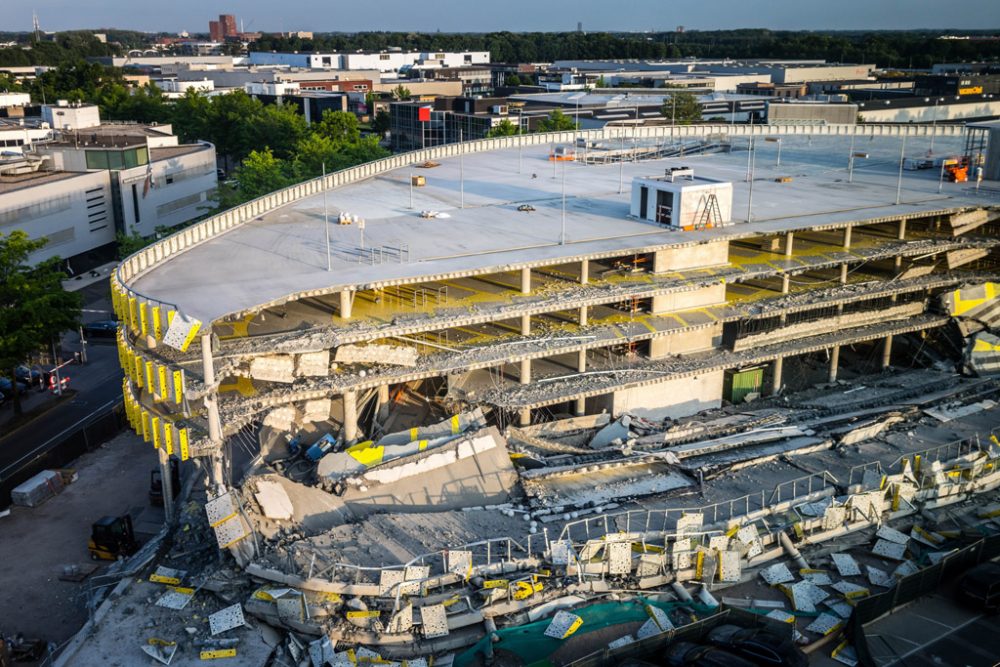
[130,133,995,323]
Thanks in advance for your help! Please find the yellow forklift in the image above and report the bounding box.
[88,514,140,561]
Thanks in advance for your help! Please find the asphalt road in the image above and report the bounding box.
[0,343,123,480]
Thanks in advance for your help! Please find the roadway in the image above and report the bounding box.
[0,342,123,491]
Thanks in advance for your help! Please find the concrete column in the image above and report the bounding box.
[579,305,588,327]
[343,390,358,444]
[521,314,531,336]
[840,263,848,285]
[580,259,589,285]
[340,289,353,319]
[577,348,587,373]
[377,384,391,422]
[882,335,893,369]
[784,232,794,257]
[520,267,531,294]
[781,274,790,294]
[201,333,224,492]
[519,408,531,426]
[574,398,586,416]
[520,358,532,384]
[842,226,852,250]
[897,218,907,240]
[771,356,784,395]
[829,345,840,383]
[157,446,174,522]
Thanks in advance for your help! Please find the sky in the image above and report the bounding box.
[10,0,1000,33]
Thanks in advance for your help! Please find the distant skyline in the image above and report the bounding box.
[8,0,1000,33]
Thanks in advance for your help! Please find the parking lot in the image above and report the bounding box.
[864,591,1000,666]
[0,431,158,645]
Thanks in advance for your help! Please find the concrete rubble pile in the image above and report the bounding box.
[59,368,1000,666]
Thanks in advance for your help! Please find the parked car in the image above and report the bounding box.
[664,642,757,667]
[82,320,119,339]
[0,377,28,396]
[15,365,43,388]
[957,561,1000,613]
[706,625,807,667]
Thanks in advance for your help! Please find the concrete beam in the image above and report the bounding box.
[201,333,224,490]
[377,384,390,422]
[343,390,358,443]
[829,345,840,383]
[158,446,174,523]
[772,356,784,395]
[340,289,353,319]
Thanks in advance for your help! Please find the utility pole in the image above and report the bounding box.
[848,131,856,183]
[747,134,757,223]
[459,127,465,209]
[322,162,330,271]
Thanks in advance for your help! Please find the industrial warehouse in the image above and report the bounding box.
[62,122,1000,665]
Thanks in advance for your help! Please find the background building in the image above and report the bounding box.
[0,102,217,270]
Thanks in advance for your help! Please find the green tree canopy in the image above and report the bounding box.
[313,110,361,147]
[251,102,309,160]
[0,231,81,414]
[661,91,702,125]
[537,108,577,132]
[505,73,522,86]
[487,118,520,137]
[236,148,290,199]
[392,84,411,100]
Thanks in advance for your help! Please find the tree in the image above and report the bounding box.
[205,90,264,171]
[313,110,361,147]
[0,231,81,415]
[487,118,519,137]
[291,133,339,179]
[391,84,411,100]
[661,90,702,125]
[537,108,577,132]
[236,149,290,199]
[251,103,308,160]
[505,73,522,86]
[370,110,391,136]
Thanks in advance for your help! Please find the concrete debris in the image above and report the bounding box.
[925,400,997,422]
[589,415,632,449]
[249,354,296,383]
[335,344,418,367]
[254,480,294,520]
[296,350,331,377]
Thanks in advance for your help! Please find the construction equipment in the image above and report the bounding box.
[88,514,139,561]
[941,156,970,183]
[149,456,180,507]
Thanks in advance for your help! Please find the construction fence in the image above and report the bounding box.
[849,533,1000,667]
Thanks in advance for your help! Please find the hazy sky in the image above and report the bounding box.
[11,0,1000,33]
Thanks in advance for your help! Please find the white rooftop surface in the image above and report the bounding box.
[131,134,998,323]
